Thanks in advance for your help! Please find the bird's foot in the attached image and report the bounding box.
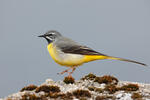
[57,67,76,77]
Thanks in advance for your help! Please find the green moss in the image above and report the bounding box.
[20,84,37,92]
[72,89,91,98]
[94,75,118,85]
[35,85,60,93]
[104,84,118,94]
[131,93,142,99]
[81,73,96,80]
[63,76,75,84]
[120,84,139,91]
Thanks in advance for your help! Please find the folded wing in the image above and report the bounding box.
[60,45,107,56]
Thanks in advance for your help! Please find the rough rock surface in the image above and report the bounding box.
[2,73,150,100]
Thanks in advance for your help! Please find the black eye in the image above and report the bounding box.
[48,34,53,36]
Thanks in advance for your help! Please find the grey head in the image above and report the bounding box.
[38,30,62,44]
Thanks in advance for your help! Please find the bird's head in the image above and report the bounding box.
[38,30,62,44]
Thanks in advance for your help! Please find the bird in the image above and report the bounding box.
[38,30,147,77]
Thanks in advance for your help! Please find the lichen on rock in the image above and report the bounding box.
[2,73,150,100]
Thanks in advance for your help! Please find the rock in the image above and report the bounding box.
[2,73,150,100]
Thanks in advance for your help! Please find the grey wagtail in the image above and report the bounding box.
[38,30,147,76]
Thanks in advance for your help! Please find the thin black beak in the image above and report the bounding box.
[38,35,45,37]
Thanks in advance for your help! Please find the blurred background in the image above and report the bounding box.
[0,0,150,98]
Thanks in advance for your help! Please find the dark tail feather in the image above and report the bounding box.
[107,56,147,66]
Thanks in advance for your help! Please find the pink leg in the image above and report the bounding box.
[68,67,76,77]
[57,67,72,75]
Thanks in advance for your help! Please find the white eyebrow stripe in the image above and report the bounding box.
[51,32,55,35]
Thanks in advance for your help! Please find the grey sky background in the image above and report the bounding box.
[0,0,150,97]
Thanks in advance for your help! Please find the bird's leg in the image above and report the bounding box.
[57,67,72,75]
[68,67,76,77]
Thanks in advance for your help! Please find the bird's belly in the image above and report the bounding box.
[56,53,85,66]
[47,44,85,66]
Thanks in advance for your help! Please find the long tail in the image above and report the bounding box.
[107,56,147,66]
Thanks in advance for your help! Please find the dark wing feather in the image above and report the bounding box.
[60,45,107,56]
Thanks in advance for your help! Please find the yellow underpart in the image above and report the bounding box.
[83,55,108,63]
[47,43,62,65]
[47,43,109,67]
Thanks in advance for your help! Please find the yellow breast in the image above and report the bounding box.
[47,43,60,64]
[47,43,85,66]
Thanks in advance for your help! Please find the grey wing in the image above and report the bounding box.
[55,37,107,56]
[60,44,107,56]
